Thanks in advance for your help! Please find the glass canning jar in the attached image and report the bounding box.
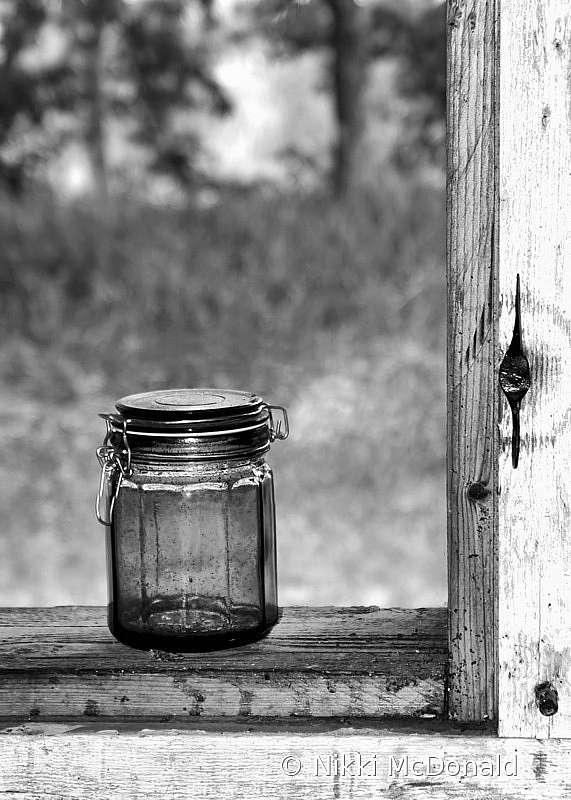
[96,388,288,652]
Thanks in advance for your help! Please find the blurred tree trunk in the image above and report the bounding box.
[76,1,114,270]
[81,16,109,206]
[324,0,369,198]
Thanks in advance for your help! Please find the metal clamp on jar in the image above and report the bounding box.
[96,388,288,652]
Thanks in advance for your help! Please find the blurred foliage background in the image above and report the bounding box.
[0,0,447,607]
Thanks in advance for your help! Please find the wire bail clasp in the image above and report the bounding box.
[96,415,133,525]
[268,405,289,442]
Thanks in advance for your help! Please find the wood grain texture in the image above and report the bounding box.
[0,606,447,720]
[446,0,498,722]
[1,722,570,799]
[497,1,571,737]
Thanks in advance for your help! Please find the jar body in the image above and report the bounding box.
[106,456,278,651]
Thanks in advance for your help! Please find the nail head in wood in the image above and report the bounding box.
[535,682,559,717]
[467,482,490,501]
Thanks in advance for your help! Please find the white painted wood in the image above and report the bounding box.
[0,722,569,799]
[497,0,571,737]
[447,0,571,734]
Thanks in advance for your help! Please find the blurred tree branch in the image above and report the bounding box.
[0,0,231,196]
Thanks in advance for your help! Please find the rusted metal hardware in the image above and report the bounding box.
[535,682,559,717]
[499,274,531,468]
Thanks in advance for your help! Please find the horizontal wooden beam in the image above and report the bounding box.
[1,721,570,798]
[0,606,447,720]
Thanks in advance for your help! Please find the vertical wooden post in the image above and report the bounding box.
[447,0,498,722]
[448,0,571,734]
[497,0,571,738]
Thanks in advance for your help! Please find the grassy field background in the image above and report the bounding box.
[0,173,447,608]
[0,11,447,608]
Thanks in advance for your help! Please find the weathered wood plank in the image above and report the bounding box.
[1,722,569,799]
[497,0,571,738]
[446,0,498,722]
[0,607,447,720]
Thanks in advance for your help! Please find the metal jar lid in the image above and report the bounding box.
[100,387,288,464]
[116,388,272,431]
[96,389,288,524]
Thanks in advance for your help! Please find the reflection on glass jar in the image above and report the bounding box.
[96,388,288,652]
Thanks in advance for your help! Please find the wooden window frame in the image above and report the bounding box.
[2,0,571,795]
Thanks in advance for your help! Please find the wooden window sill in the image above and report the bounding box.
[2,607,570,797]
[0,606,446,721]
